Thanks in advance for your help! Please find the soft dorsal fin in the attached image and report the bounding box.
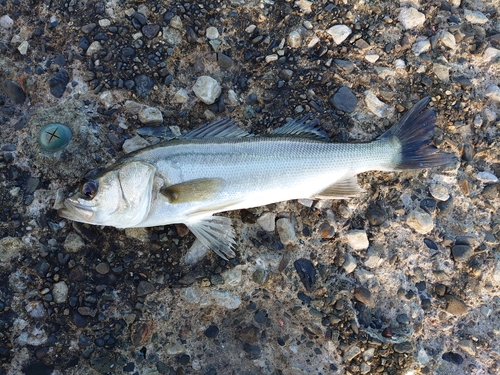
[182,118,252,139]
[160,178,225,203]
[269,114,330,141]
[312,176,364,199]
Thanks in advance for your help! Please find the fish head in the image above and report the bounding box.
[58,160,156,228]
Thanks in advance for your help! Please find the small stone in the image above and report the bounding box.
[365,207,387,226]
[64,232,85,253]
[257,212,276,232]
[137,281,155,296]
[412,38,431,56]
[0,237,22,265]
[165,345,185,355]
[326,25,352,45]
[433,63,450,83]
[364,249,381,269]
[477,171,498,183]
[221,268,242,286]
[394,341,413,353]
[342,253,357,274]
[86,41,101,56]
[52,281,68,303]
[1,80,26,104]
[364,90,394,118]
[0,15,14,29]
[243,343,261,359]
[451,244,473,262]
[204,325,219,338]
[98,19,110,27]
[444,294,468,315]
[173,88,189,103]
[193,76,221,105]
[142,24,160,39]
[294,258,316,292]
[483,47,500,62]
[49,70,70,98]
[276,218,298,245]
[363,347,375,361]
[440,31,456,49]
[442,352,464,365]
[122,136,150,154]
[252,268,268,284]
[407,208,434,234]
[17,40,29,55]
[330,86,358,113]
[206,26,219,40]
[138,106,163,125]
[458,339,476,356]
[464,9,489,24]
[485,84,500,102]
[346,230,369,250]
[399,7,426,30]
[360,362,371,374]
[365,52,379,63]
[238,325,260,344]
[217,53,233,70]
[210,290,241,309]
[134,74,155,98]
[429,184,449,201]
[95,262,110,275]
[343,345,361,362]
[287,30,302,48]
[353,287,374,307]
[183,239,210,265]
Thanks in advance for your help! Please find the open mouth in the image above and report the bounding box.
[58,199,95,222]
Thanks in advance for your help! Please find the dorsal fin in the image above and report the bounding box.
[268,114,330,141]
[182,118,252,139]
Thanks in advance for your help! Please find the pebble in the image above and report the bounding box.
[183,239,209,265]
[2,80,26,104]
[173,88,189,103]
[444,294,468,315]
[360,362,371,374]
[451,244,473,262]
[0,237,22,264]
[464,9,489,24]
[137,281,155,296]
[276,218,298,245]
[52,281,68,303]
[134,74,155,98]
[364,52,379,63]
[346,230,369,250]
[343,345,361,362]
[483,47,500,62]
[412,38,431,56]
[142,24,160,39]
[221,268,242,286]
[363,347,375,361]
[243,343,261,359]
[399,7,426,30]
[206,26,219,40]
[138,106,163,125]
[238,325,260,344]
[440,31,456,50]
[294,258,316,292]
[95,262,110,275]
[365,207,387,226]
[257,212,276,232]
[204,325,219,338]
[394,341,413,353]
[476,171,498,183]
[86,41,101,56]
[433,63,450,83]
[330,86,357,113]
[165,345,185,355]
[122,136,150,154]
[49,69,69,98]
[192,76,221,105]
[407,208,434,234]
[342,253,357,274]
[429,184,449,201]
[485,84,500,102]
[364,90,394,118]
[252,268,268,284]
[442,352,463,365]
[17,41,29,55]
[458,339,476,356]
[326,25,352,45]
[217,53,233,70]
[287,30,302,48]
[64,232,85,253]
[353,287,374,307]
[210,290,241,309]
[364,249,381,268]
[0,15,14,29]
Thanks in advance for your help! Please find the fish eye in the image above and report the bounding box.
[81,180,98,199]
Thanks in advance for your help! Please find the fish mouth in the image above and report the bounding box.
[58,199,95,223]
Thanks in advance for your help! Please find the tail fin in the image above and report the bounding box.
[380,97,455,170]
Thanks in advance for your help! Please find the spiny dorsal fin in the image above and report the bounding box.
[312,176,364,199]
[160,178,224,203]
[185,216,236,259]
[182,118,252,139]
[268,114,330,141]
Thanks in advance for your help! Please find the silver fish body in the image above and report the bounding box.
[59,98,454,258]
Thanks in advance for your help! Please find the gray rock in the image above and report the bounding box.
[343,253,357,274]
[412,38,431,56]
[287,29,302,48]
[343,345,361,362]
[137,281,155,296]
[138,106,163,125]
[451,244,473,262]
[0,237,23,264]
[394,341,413,353]
[64,232,85,253]
[444,294,468,315]
[86,41,101,56]
[276,218,298,245]
[257,212,276,232]
[353,287,374,307]
[399,7,425,30]
[330,86,357,113]
[52,281,69,303]
[407,208,434,234]
[464,9,489,24]
[346,230,369,250]
[193,76,221,105]
[485,84,500,102]
[221,268,242,286]
[2,80,26,104]
[210,290,241,309]
[364,90,394,118]
[206,26,219,39]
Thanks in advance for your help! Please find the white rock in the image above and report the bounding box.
[450,0,461,7]
[86,41,101,56]
[192,76,221,105]
[464,9,489,24]
[122,136,150,154]
[245,24,256,34]
[287,30,302,48]
[17,40,29,55]
[364,250,381,269]
[492,260,500,284]
[485,84,500,102]
[440,31,456,50]
[206,26,219,40]
[265,54,278,63]
[173,88,189,103]
[399,7,426,30]
[53,281,69,303]
[343,253,357,274]
[99,91,120,109]
[0,15,14,29]
[347,230,369,250]
[476,171,498,183]
[210,290,241,309]
[483,47,500,62]
[326,24,352,45]
[429,184,450,201]
[433,63,450,83]
[138,106,163,125]
[257,212,276,232]
[297,199,314,207]
[412,38,430,56]
[170,15,183,30]
[64,232,85,253]
[308,35,320,48]
[276,218,298,245]
[364,90,395,118]
[222,268,242,286]
[162,26,182,45]
[182,286,201,303]
[363,347,375,361]
[184,239,210,265]
[407,208,433,234]
[227,89,239,105]
[394,59,406,69]
[365,52,380,63]
[99,18,111,27]
[0,237,22,265]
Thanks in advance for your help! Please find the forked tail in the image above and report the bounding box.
[380,97,455,170]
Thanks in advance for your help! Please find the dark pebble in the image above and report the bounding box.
[81,23,97,33]
[156,361,170,374]
[54,54,66,66]
[204,325,219,338]
[277,337,285,346]
[121,46,136,59]
[134,12,147,25]
[186,26,198,43]
[420,198,436,213]
[297,291,311,305]
[365,207,387,226]
[442,351,463,365]
[294,258,316,292]
[49,69,69,98]
[330,86,358,113]
[90,354,115,373]
[137,281,155,296]
[452,75,472,89]
[69,265,86,282]
[437,195,453,215]
[95,338,105,347]
[142,24,160,39]
[396,313,410,324]
[421,298,431,310]
[73,311,87,328]
[179,354,190,365]
[34,260,49,277]
[415,281,426,291]
[334,59,355,74]
[243,343,261,359]
[123,362,135,372]
[217,53,233,70]
[482,184,498,200]
[2,80,26,104]
[134,74,155,98]
[26,177,40,194]
[246,93,257,105]
[462,143,474,162]
[238,325,260,344]
[394,341,413,353]
[34,347,49,360]
[23,362,54,375]
[382,327,393,337]
[254,309,267,324]
[424,238,438,250]
[451,244,473,262]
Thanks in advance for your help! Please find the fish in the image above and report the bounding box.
[58,97,454,259]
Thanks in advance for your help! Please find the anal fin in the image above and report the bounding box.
[185,216,236,260]
[312,176,364,199]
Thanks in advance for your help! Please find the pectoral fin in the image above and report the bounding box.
[160,178,224,203]
[185,216,236,260]
[312,176,364,199]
